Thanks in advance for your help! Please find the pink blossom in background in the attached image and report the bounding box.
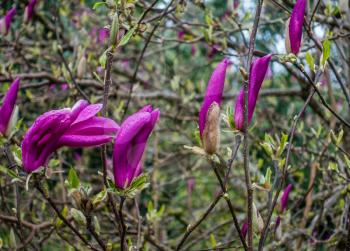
[187,178,195,195]
[23,0,38,23]
[98,27,109,44]
[0,7,16,36]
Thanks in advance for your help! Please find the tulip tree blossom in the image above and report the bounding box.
[234,54,272,131]
[285,0,306,55]
[22,100,119,173]
[198,58,230,154]
[280,184,293,213]
[0,78,20,137]
[24,0,38,23]
[0,7,16,35]
[113,105,160,189]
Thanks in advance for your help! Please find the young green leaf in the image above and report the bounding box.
[67,168,80,189]
[320,39,331,70]
[118,27,136,47]
[305,52,315,72]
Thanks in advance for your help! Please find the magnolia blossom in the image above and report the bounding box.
[187,178,195,195]
[285,0,306,54]
[0,78,20,137]
[198,58,230,154]
[241,221,248,239]
[234,54,272,131]
[24,0,38,23]
[113,105,160,189]
[98,27,110,44]
[22,100,119,172]
[0,7,16,36]
[280,184,293,213]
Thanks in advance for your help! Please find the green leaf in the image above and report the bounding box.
[209,234,217,248]
[70,208,86,226]
[118,27,136,47]
[109,12,119,46]
[99,50,108,69]
[9,228,16,249]
[344,154,350,169]
[0,165,19,180]
[67,168,80,189]
[92,188,108,207]
[93,216,101,235]
[320,39,331,70]
[93,2,106,10]
[261,142,273,157]
[276,132,288,158]
[336,129,344,146]
[264,168,272,189]
[305,52,315,72]
[328,162,338,171]
[55,206,68,227]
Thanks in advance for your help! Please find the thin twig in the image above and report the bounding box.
[35,182,100,251]
[176,193,223,251]
[119,196,127,251]
[244,0,265,249]
[258,71,322,250]
[122,0,175,118]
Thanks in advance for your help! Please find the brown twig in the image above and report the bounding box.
[176,193,223,250]
[244,0,265,249]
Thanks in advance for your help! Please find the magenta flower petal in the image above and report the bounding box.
[22,100,119,173]
[241,221,248,239]
[66,117,119,135]
[199,58,230,137]
[289,0,306,54]
[58,135,114,147]
[113,106,160,189]
[24,0,38,23]
[234,54,272,131]
[233,89,244,131]
[98,27,110,44]
[72,104,102,125]
[71,99,89,119]
[0,78,20,135]
[22,110,72,173]
[280,184,293,213]
[0,7,16,35]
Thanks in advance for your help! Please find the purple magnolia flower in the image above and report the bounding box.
[113,105,160,189]
[275,215,281,231]
[187,178,195,195]
[280,184,292,213]
[234,54,272,131]
[0,7,16,36]
[24,0,38,23]
[98,28,110,44]
[285,0,306,54]
[198,59,230,154]
[22,100,119,173]
[0,78,20,136]
[241,221,248,239]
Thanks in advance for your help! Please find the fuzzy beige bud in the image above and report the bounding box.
[202,102,220,155]
[285,18,291,54]
[77,55,86,79]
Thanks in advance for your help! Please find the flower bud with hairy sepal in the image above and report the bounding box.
[202,102,220,155]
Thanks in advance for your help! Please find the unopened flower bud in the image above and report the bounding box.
[109,12,119,46]
[77,55,86,79]
[285,0,306,55]
[284,18,292,54]
[202,102,220,155]
[252,203,264,234]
